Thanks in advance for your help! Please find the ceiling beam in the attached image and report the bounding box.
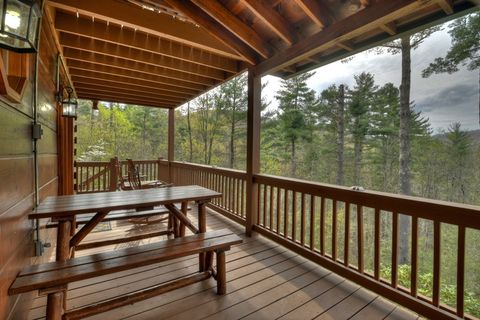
[436,0,454,14]
[59,33,228,81]
[254,0,424,76]
[292,0,334,28]
[337,40,354,52]
[164,0,259,64]
[379,21,397,35]
[66,59,207,92]
[63,47,216,86]
[76,91,177,109]
[191,0,272,58]
[74,86,182,104]
[71,76,191,100]
[46,0,242,60]
[69,70,199,96]
[241,0,296,46]
[55,11,239,73]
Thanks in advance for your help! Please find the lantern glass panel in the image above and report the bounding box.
[5,0,30,38]
[28,5,39,44]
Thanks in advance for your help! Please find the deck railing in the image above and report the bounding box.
[74,159,480,320]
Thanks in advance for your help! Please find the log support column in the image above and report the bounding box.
[245,68,261,237]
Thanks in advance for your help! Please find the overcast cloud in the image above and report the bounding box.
[262,23,479,133]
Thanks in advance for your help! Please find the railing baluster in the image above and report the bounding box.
[310,195,315,250]
[300,193,305,246]
[256,184,261,225]
[332,200,337,261]
[263,184,267,226]
[457,225,465,317]
[432,220,441,307]
[292,192,297,241]
[269,186,274,230]
[284,189,289,237]
[374,208,380,280]
[241,179,245,218]
[392,212,398,288]
[320,197,325,255]
[357,205,364,273]
[276,187,281,234]
[411,216,418,296]
[344,202,350,266]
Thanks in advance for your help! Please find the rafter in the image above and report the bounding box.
[76,91,178,109]
[337,41,354,52]
[69,70,200,96]
[164,0,259,64]
[255,0,424,76]
[71,77,191,100]
[66,60,206,92]
[59,33,228,81]
[46,0,242,60]
[55,11,238,73]
[436,0,454,14]
[63,48,216,87]
[292,0,334,28]
[191,0,272,59]
[73,82,186,103]
[73,86,182,104]
[241,0,296,46]
[379,21,397,35]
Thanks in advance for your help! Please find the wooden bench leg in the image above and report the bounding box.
[216,249,226,295]
[46,291,64,320]
[205,251,213,271]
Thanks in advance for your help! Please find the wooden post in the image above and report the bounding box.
[109,157,118,191]
[168,108,175,182]
[46,291,63,320]
[245,68,261,237]
[216,249,226,295]
[198,201,207,271]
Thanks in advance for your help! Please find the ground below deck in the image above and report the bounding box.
[28,206,419,320]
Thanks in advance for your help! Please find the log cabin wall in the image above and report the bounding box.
[0,12,63,320]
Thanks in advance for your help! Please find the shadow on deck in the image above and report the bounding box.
[28,207,418,320]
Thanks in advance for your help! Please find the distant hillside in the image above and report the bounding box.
[433,129,480,147]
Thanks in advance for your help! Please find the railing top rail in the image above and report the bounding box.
[254,174,480,229]
[170,161,247,179]
[76,161,110,166]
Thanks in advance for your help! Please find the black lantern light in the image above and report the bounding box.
[0,0,42,53]
[60,86,77,118]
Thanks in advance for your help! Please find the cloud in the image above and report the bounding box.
[416,83,477,113]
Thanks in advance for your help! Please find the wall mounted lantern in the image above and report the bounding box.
[0,0,42,53]
[59,85,77,118]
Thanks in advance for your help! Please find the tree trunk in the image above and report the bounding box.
[399,36,412,265]
[142,109,147,158]
[291,138,296,177]
[187,102,193,162]
[230,109,235,169]
[336,84,345,186]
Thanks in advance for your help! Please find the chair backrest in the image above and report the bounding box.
[127,167,142,190]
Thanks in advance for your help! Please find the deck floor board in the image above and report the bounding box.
[28,207,418,320]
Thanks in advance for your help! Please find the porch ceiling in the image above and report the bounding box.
[45,0,478,109]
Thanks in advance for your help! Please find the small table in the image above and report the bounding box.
[32,185,222,263]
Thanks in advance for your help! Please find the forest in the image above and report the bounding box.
[75,13,480,316]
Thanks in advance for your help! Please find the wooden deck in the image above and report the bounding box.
[28,207,419,320]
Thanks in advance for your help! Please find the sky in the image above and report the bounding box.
[262,20,479,134]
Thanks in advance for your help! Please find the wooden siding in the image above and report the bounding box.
[0,13,61,320]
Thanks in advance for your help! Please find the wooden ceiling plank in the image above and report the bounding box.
[292,0,334,28]
[66,59,207,92]
[71,76,190,100]
[241,0,296,46]
[190,0,272,58]
[46,0,243,60]
[379,21,397,35]
[254,0,425,76]
[63,47,216,86]
[164,0,258,64]
[55,11,239,73]
[436,0,454,14]
[76,91,177,108]
[69,70,199,96]
[59,33,228,81]
[74,86,182,104]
